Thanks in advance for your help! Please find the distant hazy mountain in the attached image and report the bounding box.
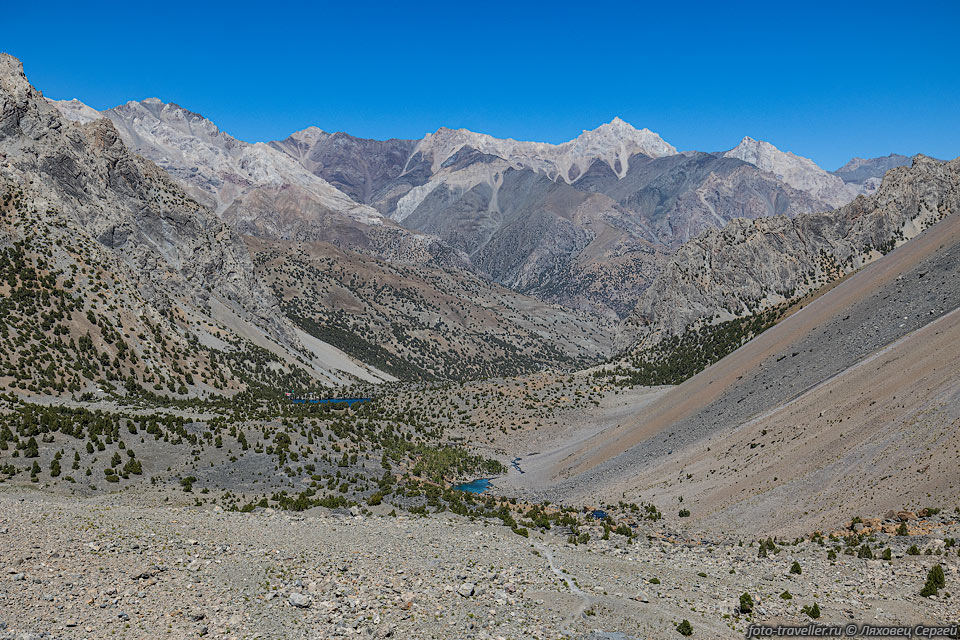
[832,153,912,186]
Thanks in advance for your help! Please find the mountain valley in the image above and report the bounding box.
[0,51,957,640]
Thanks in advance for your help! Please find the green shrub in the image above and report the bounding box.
[928,564,946,588]
[801,603,820,619]
[789,561,801,574]
[920,564,945,597]
[739,592,753,614]
[676,619,693,636]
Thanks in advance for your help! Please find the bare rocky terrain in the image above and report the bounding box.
[1,488,956,640]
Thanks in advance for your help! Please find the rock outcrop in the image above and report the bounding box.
[724,136,861,207]
[629,155,959,345]
[2,57,289,343]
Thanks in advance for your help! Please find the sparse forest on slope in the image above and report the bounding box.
[0,53,375,397]
[248,237,613,381]
[0,50,957,640]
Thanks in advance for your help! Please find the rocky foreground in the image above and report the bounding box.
[0,490,956,640]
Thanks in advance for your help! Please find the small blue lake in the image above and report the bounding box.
[453,478,492,493]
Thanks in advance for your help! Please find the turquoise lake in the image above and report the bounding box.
[453,478,491,493]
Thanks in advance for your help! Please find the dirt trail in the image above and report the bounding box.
[534,541,594,635]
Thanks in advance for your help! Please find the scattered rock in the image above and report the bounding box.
[288,592,312,608]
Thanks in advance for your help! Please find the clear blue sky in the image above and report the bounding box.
[6,1,959,169]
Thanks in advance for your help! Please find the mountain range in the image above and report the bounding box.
[0,51,936,389]
[0,56,616,394]
[52,92,894,326]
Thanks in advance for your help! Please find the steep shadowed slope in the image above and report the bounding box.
[269,127,416,205]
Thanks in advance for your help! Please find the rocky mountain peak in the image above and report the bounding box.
[726,136,780,162]
[287,125,329,145]
[584,115,653,139]
[86,96,388,226]
[111,98,232,148]
[0,52,27,90]
[415,118,675,182]
[49,98,103,124]
[724,135,859,207]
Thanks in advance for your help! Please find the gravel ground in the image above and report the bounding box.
[0,490,956,640]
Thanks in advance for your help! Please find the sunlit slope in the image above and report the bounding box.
[536,200,960,534]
